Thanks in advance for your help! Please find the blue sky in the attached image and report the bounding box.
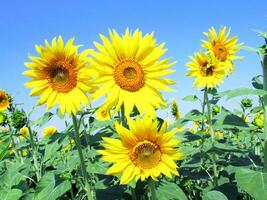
[0,0,267,130]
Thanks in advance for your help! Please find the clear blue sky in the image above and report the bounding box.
[1,1,267,130]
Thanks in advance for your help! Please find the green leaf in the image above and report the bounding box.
[43,141,61,163]
[87,159,109,174]
[252,75,263,89]
[254,29,267,39]
[0,188,23,200]
[182,95,198,102]
[235,168,267,200]
[183,109,202,121]
[242,45,260,54]
[217,88,267,100]
[0,163,25,189]
[34,172,55,200]
[32,112,53,127]
[46,180,71,200]
[0,137,11,161]
[156,180,188,200]
[223,114,248,128]
[202,190,228,200]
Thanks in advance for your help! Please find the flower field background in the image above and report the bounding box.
[1,1,267,200]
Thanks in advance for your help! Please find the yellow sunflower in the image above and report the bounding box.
[98,115,183,184]
[0,90,11,111]
[42,126,57,137]
[19,126,29,141]
[95,105,111,121]
[186,51,227,89]
[23,36,96,115]
[201,26,242,74]
[89,29,176,117]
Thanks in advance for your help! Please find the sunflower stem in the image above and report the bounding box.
[201,92,206,132]
[131,188,137,200]
[71,114,94,200]
[148,179,157,200]
[262,51,267,173]
[28,125,41,182]
[204,88,218,187]
[120,105,127,126]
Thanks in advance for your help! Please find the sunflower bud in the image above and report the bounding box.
[253,112,264,128]
[212,105,220,115]
[0,112,7,126]
[9,109,27,129]
[241,98,253,108]
[170,100,181,120]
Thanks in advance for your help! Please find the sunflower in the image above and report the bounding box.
[201,26,242,74]
[186,51,227,89]
[98,115,183,184]
[42,126,57,137]
[95,105,111,121]
[23,36,96,115]
[0,90,11,112]
[19,126,29,141]
[89,29,176,117]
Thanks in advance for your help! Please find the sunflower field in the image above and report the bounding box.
[1,26,267,200]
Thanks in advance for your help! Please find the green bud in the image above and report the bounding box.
[212,105,220,115]
[241,98,253,108]
[9,109,27,129]
[0,112,7,126]
[253,112,264,128]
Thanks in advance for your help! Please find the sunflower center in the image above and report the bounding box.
[0,93,8,106]
[47,60,77,93]
[114,59,145,92]
[214,43,227,61]
[130,140,161,169]
[51,67,69,86]
[101,110,108,117]
[200,62,214,77]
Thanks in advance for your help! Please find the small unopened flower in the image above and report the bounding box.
[0,112,7,126]
[95,106,111,121]
[9,109,27,129]
[241,98,253,108]
[19,126,29,141]
[253,112,264,128]
[42,126,57,137]
[170,100,181,120]
[212,105,220,115]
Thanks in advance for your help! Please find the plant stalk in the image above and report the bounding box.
[27,125,41,182]
[72,114,94,200]
[204,88,218,186]
[148,179,157,200]
[262,52,267,173]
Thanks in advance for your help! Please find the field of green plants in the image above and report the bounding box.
[0,28,267,200]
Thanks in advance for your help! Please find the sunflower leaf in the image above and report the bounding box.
[216,88,267,100]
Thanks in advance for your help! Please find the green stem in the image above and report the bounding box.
[204,88,218,187]
[148,179,157,200]
[204,89,214,141]
[262,52,267,173]
[28,126,41,182]
[131,188,137,200]
[71,114,94,200]
[201,93,206,132]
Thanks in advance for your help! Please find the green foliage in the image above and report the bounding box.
[217,88,267,100]
[236,168,267,200]
[156,180,188,200]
